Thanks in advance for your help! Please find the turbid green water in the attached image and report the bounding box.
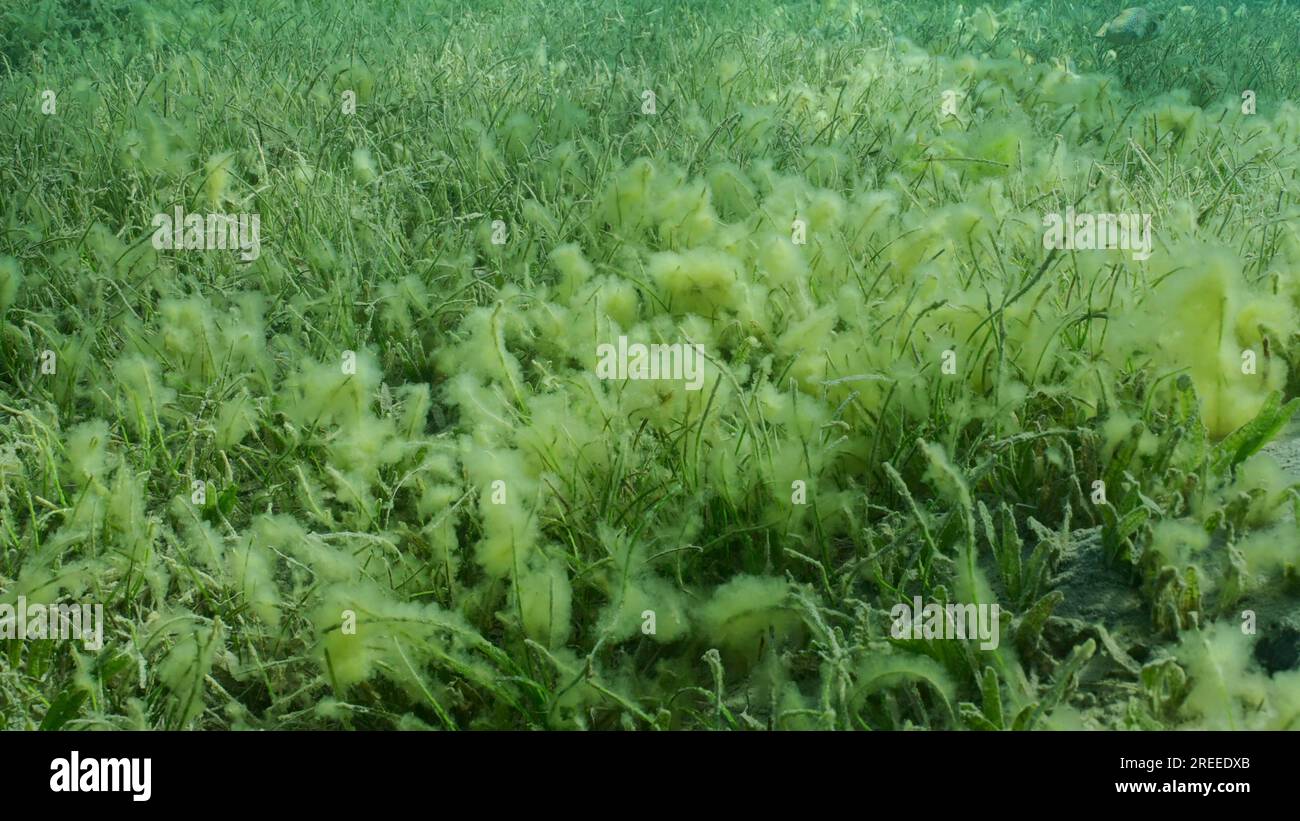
[1,0,1299,730]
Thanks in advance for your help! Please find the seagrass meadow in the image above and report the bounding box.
[2,0,1300,731]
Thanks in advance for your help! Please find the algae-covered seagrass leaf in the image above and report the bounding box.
[959,665,1007,730]
[218,482,239,518]
[1116,506,1150,541]
[1014,589,1065,655]
[1102,504,1150,564]
[1010,703,1039,731]
[980,665,1004,729]
[39,686,89,730]
[1088,624,1142,677]
[1022,517,1063,606]
[1025,638,1096,730]
[990,502,1023,602]
[1140,658,1189,720]
[959,702,1000,731]
[852,653,957,725]
[200,484,225,525]
[1212,392,1300,473]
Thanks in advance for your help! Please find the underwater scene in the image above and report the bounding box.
[2,0,1300,732]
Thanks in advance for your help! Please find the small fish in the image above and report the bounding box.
[1095,7,1164,44]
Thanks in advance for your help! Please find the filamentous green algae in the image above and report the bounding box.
[1,0,1299,730]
